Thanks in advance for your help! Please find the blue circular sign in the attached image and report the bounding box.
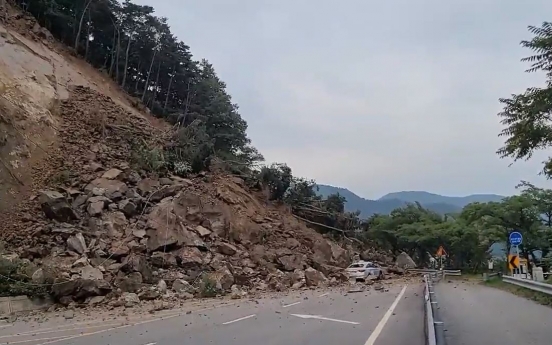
[509,231,523,246]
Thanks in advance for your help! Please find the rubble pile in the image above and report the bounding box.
[0,86,399,309]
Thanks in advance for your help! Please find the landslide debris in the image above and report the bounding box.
[0,86,399,309]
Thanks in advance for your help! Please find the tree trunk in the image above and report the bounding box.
[84,9,91,61]
[164,69,175,111]
[150,59,162,107]
[134,60,142,94]
[121,36,132,89]
[108,28,117,76]
[115,27,121,83]
[141,49,157,102]
[74,0,93,52]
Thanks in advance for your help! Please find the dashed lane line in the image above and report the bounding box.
[34,303,237,345]
[282,301,301,308]
[222,314,256,325]
[318,292,329,297]
[363,284,408,345]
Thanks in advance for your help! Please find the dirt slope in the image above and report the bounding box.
[0,7,399,309]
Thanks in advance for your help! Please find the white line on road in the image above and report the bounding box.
[282,301,301,308]
[290,314,360,325]
[142,343,157,345]
[222,314,256,325]
[318,293,329,297]
[363,284,408,345]
[35,303,237,345]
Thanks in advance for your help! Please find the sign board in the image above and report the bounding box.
[488,260,494,270]
[509,231,523,246]
[508,254,520,270]
[436,246,447,257]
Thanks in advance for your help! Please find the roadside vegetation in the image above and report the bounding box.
[483,277,552,306]
[6,1,552,273]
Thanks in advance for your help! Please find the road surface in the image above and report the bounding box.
[0,283,424,345]
[436,279,552,345]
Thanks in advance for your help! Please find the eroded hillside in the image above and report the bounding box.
[0,7,401,309]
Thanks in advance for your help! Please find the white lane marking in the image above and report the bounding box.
[0,335,71,345]
[282,301,301,308]
[143,343,157,345]
[0,322,123,339]
[364,284,408,345]
[35,303,237,345]
[318,293,329,297]
[222,314,256,325]
[290,314,359,325]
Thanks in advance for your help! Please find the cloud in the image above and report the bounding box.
[134,0,552,198]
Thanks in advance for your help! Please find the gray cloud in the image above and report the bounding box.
[134,0,552,198]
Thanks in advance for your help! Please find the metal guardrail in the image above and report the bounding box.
[424,274,446,345]
[409,268,462,277]
[502,275,552,295]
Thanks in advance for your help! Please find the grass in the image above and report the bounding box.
[483,277,552,306]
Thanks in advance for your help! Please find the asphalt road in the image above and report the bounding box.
[436,279,552,345]
[0,283,424,345]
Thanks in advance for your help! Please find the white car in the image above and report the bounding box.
[346,261,384,281]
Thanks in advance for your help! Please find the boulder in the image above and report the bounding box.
[217,242,238,256]
[396,252,416,269]
[195,225,212,237]
[67,233,87,254]
[150,252,177,267]
[80,265,104,280]
[39,190,78,222]
[277,254,306,271]
[121,255,153,283]
[102,168,123,180]
[122,292,140,307]
[101,211,128,238]
[85,178,128,200]
[304,267,327,287]
[172,279,195,293]
[118,199,137,217]
[117,272,143,293]
[137,178,160,196]
[175,247,204,269]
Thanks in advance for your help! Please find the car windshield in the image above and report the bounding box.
[348,263,365,268]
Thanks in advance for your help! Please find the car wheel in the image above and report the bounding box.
[378,271,384,280]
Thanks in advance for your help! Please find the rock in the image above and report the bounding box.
[178,292,194,300]
[87,201,104,216]
[194,225,212,237]
[86,296,105,306]
[101,211,128,238]
[121,255,153,283]
[373,283,384,291]
[80,265,103,280]
[388,266,405,275]
[157,280,167,294]
[138,289,160,301]
[31,268,45,284]
[63,310,74,320]
[122,292,140,307]
[137,178,160,196]
[207,268,235,291]
[51,278,111,299]
[150,252,177,268]
[108,241,130,258]
[102,168,123,180]
[152,300,171,311]
[277,254,306,272]
[172,279,194,293]
[39,190,78,222]
[217,242,237,256]
[304,267,327,287]
[67,233,87,254]
[132,229,146,239]
[175,247,204,269]
[85,178,128,201]
[118,200,137,217]
[118,272,143,293]
[159,178,173,185]
[396,252,416,269]
[72,257,89,268]
[290,269,305,286]
[285,238,301,249]
[230,285,246,299]
[149,184,183,202]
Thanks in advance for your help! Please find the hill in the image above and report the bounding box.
[316,185,505,218]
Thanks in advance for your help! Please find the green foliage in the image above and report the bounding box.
[13,0,261,171]
[497,22,552,176]
[259,163,292,201]
[198,276,219,298]
[130,141,167,174]
[0,257,49,297]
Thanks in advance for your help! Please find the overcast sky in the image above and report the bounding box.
[134,0,552,199]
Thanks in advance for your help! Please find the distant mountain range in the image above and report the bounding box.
[316,185,505,218]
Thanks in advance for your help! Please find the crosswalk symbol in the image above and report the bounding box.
[436,246,447,257]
